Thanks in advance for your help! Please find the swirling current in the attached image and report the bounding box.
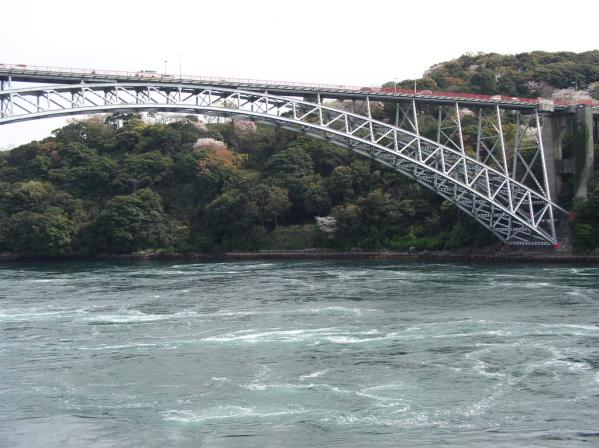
[0,260,598,447]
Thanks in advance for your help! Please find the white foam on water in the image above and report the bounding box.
[82,311,170,324]
[203,327,339,343]
[80,309,202,324]
[537,323,599,332]
[241,381,351,395]
[300,306,370,315]
[569,267,598,276]
[462,382,508,417]
[202,327,394,345]
[0,308,84,322]
[355,384,413,410]
[241,382,317,391]
[78,342,158,351]
[324,334,388,344]
[471,359,506,378]
[299,370,328,380]
[241,383,268,391]
[203,310,261,318]
[326,411,436,429]
[543,359,592,372]
[163,406,308,423]
[233,263,276,270]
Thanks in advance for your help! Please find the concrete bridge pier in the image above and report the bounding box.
[542,105,597,203]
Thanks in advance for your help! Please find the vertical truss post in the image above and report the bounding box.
[412,99,422,159]
[509,109,549,197]
[394,100,419,134]
[0,76,10,119]
[535,109,551,198]
[455,102,464,154]
[394,99,423,158]
[476,106,509,175]
[0,76,11,91]
[317,93,323,125]
[366,96,374,141]
[436,107,443,142]
[512,111,521,178]
[476,108,482,161]
[412,100,419,135]
[436,102,465,153]
[495,105,508,175]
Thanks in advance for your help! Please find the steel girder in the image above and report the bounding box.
[0,82,564,245]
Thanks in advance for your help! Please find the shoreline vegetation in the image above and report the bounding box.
[2,249,599,264]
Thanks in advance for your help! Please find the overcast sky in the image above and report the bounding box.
[1,0,598,149]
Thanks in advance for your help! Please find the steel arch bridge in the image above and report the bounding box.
[0,81,566,246]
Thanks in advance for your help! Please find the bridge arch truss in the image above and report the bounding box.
[0,82,565,246]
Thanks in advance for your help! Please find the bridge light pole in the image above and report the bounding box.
[178,54,181,79]
[163,60,168,74]
[394,77,397,94]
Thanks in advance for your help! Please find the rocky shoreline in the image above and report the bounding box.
[2,249,599,264]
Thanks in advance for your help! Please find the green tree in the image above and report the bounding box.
[303,178,332,216]
[2,207,75,255]
[88,188,171,254]
[264,147,313,179]
[201,189,258,248]
[470,69,497,94]
[251,184,292,227]
[53,118,116,151]
[328,166,354,203]
[113,150,173,192]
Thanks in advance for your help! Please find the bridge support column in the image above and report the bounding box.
[573,106,595,199]
[543,105,595,202]
[541,112,569,202]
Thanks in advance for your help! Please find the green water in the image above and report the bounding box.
[0,261,598,447]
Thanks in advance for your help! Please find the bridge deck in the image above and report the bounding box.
[2,63,598,112]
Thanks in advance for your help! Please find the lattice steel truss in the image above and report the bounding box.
[0,82,565,245]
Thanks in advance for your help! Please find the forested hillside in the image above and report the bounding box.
[1,50,599,256]
[0,113,496,256]
[388,50,599,98]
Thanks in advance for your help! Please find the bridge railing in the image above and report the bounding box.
[2,63,598,109]
[0,62,364,90]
